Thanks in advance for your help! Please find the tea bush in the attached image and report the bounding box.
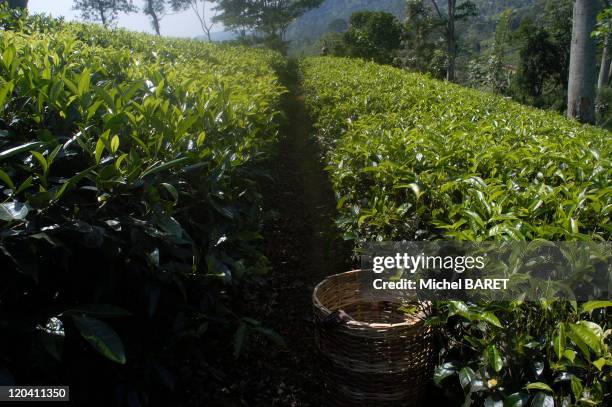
[300,57,611,405]
[300,57,610,243]
[0,10,285,405]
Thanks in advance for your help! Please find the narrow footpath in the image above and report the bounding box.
[252,62,353,406]
[212,62,353,406]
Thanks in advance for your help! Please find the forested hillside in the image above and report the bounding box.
[286,0,405,45]
[287,0,537,52]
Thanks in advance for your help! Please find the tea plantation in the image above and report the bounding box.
[0,9,610,407]
[300,57,611,243]
[300,56,611,406]
[0,11,286,405]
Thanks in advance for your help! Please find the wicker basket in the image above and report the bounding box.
[313,270,435,406]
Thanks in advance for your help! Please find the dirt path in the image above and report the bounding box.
[183,61,353,407]
[179,61,352,407]
[241,62,353,406]
[249,62,353,406]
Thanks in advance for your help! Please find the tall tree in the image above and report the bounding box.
[143,0,165,35]
[343,11,402,65]
[72,0,137,27]
[567,0,600,123]
[400,0,441,76]
[170,0,216,41]
[595,3,612,89]
[213,0,323,40]
[515,18,562,102]
[427,0,477,81]
[540,0,574,92]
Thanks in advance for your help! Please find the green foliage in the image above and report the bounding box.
[285,0,406,46]
[301,56,611,403]
[398,0,446,77]
[467,9,514,94]
[300,56,610,243]
[342,11,402,65]
[433,300,611,406]
[512,17,567,110]
[0,3,64,32]
[0,12,285,404]
[213,0,323,39]
[72,0,138,27]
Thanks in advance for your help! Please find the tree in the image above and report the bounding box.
[515,19,562,102]
[399,0,443,76]
[594,3,612,90]
[73,0,137,27]
[467,9,515,94]
[405,1,476,81]
[540,0,574,93]
[143,0,165,35]
[170,0,216,41]
[343,11,402,65]
[567,0,600,123]
[212,0,323,40]
[429,0,477,81]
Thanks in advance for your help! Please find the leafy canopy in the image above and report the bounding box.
[212,0,323,38]
[72,0,137,27]
[343,11,402,65]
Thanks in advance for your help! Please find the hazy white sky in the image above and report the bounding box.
[29,0,218,38]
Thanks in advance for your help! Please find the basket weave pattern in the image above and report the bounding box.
[313,270,435,406]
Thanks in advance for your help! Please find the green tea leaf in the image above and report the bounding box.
[581,301,612,313]
[71,314,126,364]
[0,142,44,162]
[529,392,554,407]
[569,322,602,355]
[458,366,475,390]
[0,168,15,189]
[110,135,120,154]
[526,382,553,393]
[487,345,503,372]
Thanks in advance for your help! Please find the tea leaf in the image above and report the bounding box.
[71,314,126,364]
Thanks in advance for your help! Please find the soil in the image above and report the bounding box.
[241,61,354,406]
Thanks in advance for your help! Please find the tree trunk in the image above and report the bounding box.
[147,0,161,36]
[598,33,611,90]
[567,0,599,124]
[446,0,456,81]
[97,4,107,27]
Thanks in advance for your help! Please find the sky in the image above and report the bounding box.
[29,0,218,38]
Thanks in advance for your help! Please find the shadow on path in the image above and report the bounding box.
[209,61,353,406]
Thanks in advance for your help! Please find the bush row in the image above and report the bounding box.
[0,13,285,405]
[300,57,611,406]
[300,57,610,243]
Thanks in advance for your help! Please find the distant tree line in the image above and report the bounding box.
[2,0,321,45]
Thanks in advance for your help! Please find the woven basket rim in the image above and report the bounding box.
[313,269,426,329]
